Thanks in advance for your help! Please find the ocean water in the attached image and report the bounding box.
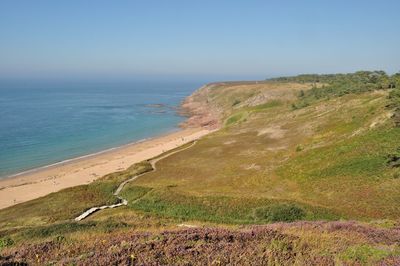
[0,80,201,178]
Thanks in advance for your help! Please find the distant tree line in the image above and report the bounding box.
[389,73,400,126]
[269,70,400,126]
[269,70,397,94]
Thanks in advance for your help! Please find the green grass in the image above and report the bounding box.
[250,100,283,111]
[0,161,152,229]
[277,126,400,219]
[225,100,283,126]
[0,236,14,251]
[284,126,400,180]
[130,90,399,221]
[0,183,118,228]
[1,218,134,245]
[225,111,247,126]
[119,185,152,203]
[20,221,98,239]
[340,244,400,265]
[127,187,340,224]
[253,204,305,222]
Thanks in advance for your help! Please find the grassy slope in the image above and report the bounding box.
[1,77,400,265]
[0,162,153,238]
[130,89,399,222]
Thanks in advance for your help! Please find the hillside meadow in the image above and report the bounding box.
[1,71,400,265]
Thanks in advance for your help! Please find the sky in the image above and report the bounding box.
[0,0,399,82]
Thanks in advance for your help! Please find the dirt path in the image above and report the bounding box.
[74,141,198,221]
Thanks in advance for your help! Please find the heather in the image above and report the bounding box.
[1,222,399,265]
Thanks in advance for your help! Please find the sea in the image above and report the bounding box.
[0,80,202,178]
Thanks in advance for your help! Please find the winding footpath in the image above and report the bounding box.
[74,141,197,221]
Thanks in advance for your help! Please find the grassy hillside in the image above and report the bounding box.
[131,89,399,221]
[1,71,400,265]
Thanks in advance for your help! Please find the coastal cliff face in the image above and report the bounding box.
[179,81,313,129]
[179,83,222,129]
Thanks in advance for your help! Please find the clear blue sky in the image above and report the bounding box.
[0,0,399,81]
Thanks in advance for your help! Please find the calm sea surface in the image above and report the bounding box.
[0,80,201,178]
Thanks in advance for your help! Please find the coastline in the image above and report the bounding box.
[0,127,213,210]
[0,83,218,210]
[3,137,152,180]
[3,126,181,180]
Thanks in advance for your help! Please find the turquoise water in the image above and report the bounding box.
[0,80,201,178]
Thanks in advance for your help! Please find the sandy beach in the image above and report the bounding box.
[0,127,212,210]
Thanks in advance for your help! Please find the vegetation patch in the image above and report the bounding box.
[388,73,400,126]
[339,244,398,264]
[225,112,247,126]
[20,222,97,239]
[120,185,152,203]
[232,99,241,106]
[13,219,130,242]
[0,183,118,227]
[273,71,400,113]
[277,125,400,219]
[0,161,153,228]
[387,147,400,168]
[2,222,399,265]
[279,128,399,180]
[98,218,129,233]
[292,100,310,110]
[311,155,385,179]
[254,204,305,222]
[250,100,283,111]
[0,237,14,250]
[129,188,338,224]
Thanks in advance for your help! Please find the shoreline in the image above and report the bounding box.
[2,127,177,180]
[0,127,214,210]
[2,138,150,180]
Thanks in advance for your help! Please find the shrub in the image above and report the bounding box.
[0,237,14,249]
[388,87,400,127]
[291,101,309,110]
[232,99,241,106]
[54,235,66,243]
[254,204,305,222]
[393,110,400,127]
[387,147,400,168]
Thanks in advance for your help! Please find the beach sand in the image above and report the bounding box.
[0,127,212,210]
